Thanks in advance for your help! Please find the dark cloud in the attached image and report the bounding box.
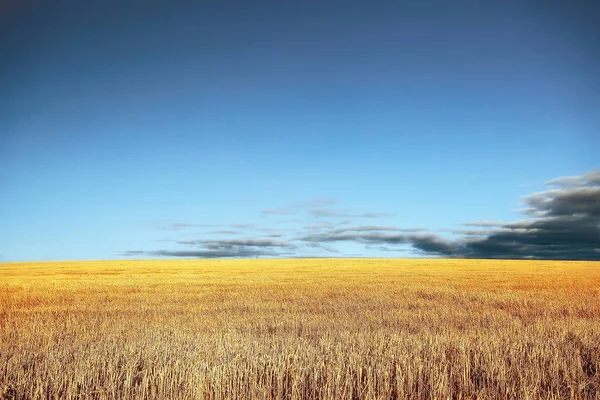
[525,188,600,218]
[410,235,459,255]
[309,209,353,218]
[128,170,599,260]
[298,230,455,256]
[125,238,295,259]
[296,170,600,260]
[443,171,600,260]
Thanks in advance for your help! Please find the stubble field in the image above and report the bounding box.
[0,258,599,399]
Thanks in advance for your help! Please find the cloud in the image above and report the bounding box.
[461,221,506,227]
[261,197,339,215]
[297,225,426,243]
[301,220,353,231]
[410,234,459,255]
[229,223,255,229]
[439,170,600,260]
[332,225,425,233]
[546,176,585,188]
[359,212,394,218]
[262,198,390,220]
[276,218,306,224]
[128,170,599,260]
[300,231,411,245]
[445,229,493,236]
[309,209,353,218]
[160,223,212,230]
[122,248,279,258]
[298,229,454,255]
[309,209,394,219]
[206,230,241,235]
[178,238,295,249]
[296,170,600,260]
[305,242,341,254]
[125,237,296,259]
[546,170,600,188]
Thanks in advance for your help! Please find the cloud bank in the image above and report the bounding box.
[450,170,599,260]
[125,170,600,260]
[297,170,600,260]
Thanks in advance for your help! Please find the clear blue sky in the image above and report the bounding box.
[1,1,598,261]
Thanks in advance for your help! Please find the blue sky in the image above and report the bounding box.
[1,1,599,261]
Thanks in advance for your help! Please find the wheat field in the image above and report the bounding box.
[0,258,599,399]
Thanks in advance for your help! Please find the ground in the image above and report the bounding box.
[1,258,599,399]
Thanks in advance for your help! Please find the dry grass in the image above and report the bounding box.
[1,258,599,399]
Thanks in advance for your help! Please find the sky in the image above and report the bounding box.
[1,1,599,262]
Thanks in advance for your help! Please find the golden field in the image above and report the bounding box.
[0,258,599,400]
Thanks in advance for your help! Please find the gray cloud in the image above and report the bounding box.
[129,170,599,260]
[547,170,600,188]
[524,188,600,218]
[298,225,426,243]
[462,221,506,227]
[309,209,393,218]
[122,248,279,258]
[546,176,585,188]
[300,231,409,245]
[298,230,455,256]
[410,235,459,255]
[308,209,353,218]
[331,225,425,233]
[305,242,341,254]
[207,230,241,235]
[178,238,295,249]
[267,232,286,238]
[441,171,600,260]
[125,237,296,259]
[296,170,600,260]
[445,229,493,236]
[262,197,390,220]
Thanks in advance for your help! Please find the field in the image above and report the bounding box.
[1,258,599,399]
